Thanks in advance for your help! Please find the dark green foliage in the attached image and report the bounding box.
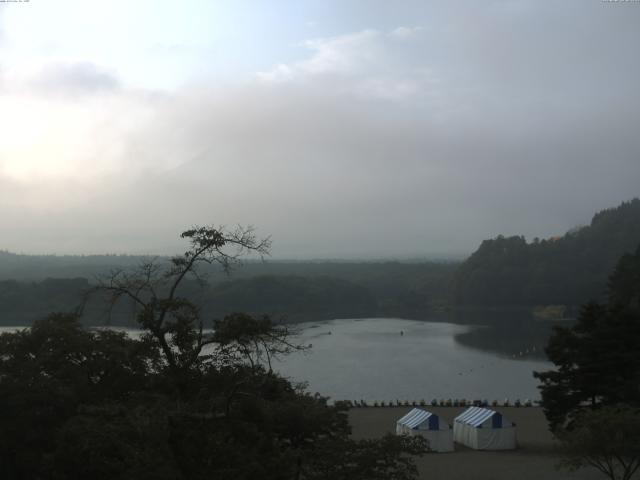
[0,261,457,326]
[557,405,640,480]
[453,199,640,306]
[212,312,303,371]
[0,313,424,480]
[0,278,88,325]
[0,251,144,281]
[0,226,424,480]
[453,312,553,359]
[534,246,640,431]
[0,313,161,479]
[607,248,640,312]
[206,275,377,322]
[301,434,428,480]
[53,404,178,480]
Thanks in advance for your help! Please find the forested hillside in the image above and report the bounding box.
[204,275,376,322]
[0,262,457,326]
[452,199,640,307]
[0,251,143,280]
[0,278,90,325]
[5,199,637,322]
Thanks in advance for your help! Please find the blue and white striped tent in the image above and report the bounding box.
[453,406,517,450]
[396,408,453,452]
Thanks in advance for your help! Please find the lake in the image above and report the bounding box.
[276,317,552,403]
[0,316,554,403]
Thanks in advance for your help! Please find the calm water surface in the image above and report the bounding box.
[0,317,553,402]
[276,318,552,402]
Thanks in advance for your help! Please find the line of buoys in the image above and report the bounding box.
[510,345,542,358]
[343,398,535,408]
[452,345,544,376]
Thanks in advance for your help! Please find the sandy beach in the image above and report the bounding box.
[349,407,603,480]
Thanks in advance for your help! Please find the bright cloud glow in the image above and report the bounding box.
[256,28,436,101]
[0,1,638,257]
[0,88,160,183]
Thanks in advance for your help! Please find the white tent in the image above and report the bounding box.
[396,408,454,452]
[453,406,517,450]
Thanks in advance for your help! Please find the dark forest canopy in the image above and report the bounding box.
[534,244,640,431]
[0,225,426,479]
[0,263,457,326]
[1,198,639,323]
[206,275,377,322]
[0,251,459,282]
[452,199,640,307]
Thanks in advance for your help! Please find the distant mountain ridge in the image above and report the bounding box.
[452,198,640,307]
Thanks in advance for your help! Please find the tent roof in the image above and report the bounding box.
[454,406,506,427]
[397,408,437,429]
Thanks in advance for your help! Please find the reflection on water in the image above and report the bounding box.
[0,314,558,403]
[447,309,563,360]
[276,317,552,402]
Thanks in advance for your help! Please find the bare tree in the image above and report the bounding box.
[93,225,271,372]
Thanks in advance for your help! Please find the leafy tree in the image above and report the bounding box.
[607,247,640,312]
[534,245,640,431]
[94,225,272,376]
[557,405,640,480]
[0,225,427,480]
[212,312,303,371]
[301,434,427,480]
[0,313,160,479]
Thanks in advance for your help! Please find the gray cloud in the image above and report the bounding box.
[28,61,120,97]
[0,1,639,258]
[256,28,435,101]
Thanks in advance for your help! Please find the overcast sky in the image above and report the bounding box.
[0,0,638,258]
